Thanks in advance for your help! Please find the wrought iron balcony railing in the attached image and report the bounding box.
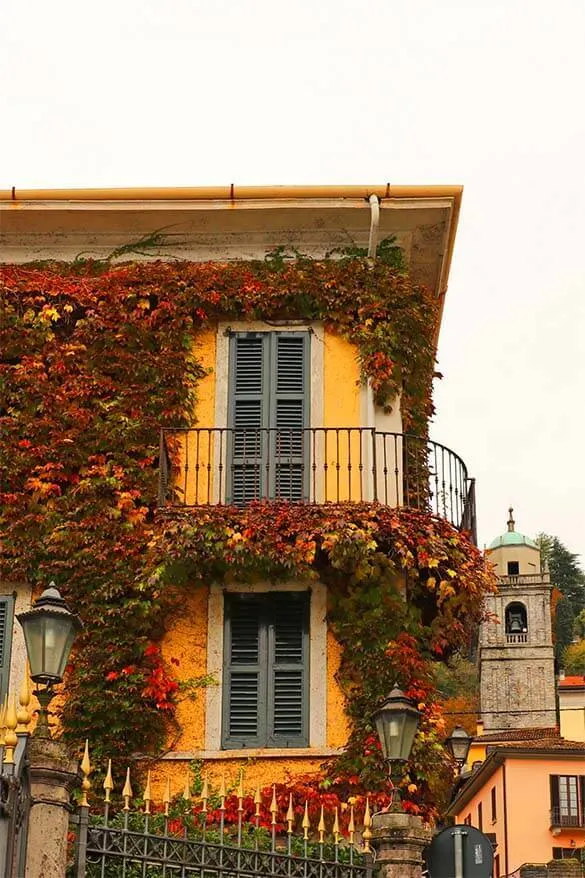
[158,427,477,540]
[550,808,585,828]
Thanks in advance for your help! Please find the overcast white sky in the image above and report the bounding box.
[2,0,584,559]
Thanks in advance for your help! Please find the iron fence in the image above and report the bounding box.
[73,764,374,878]
[158,427,476,539]
[0,730,31,878]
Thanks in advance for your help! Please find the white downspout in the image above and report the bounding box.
[367,194,380,258]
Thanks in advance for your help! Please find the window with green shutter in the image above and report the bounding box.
[222,592,309,749]
[227,332,310,504]
[0,595,15,702]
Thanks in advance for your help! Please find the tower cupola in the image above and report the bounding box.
[486,508,541,577]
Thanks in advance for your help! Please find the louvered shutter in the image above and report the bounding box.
[270,334,309,501]
[228,335,268,504]
[223,594,266,748]
[550,775,560,823]
[267,593,309,746]
[0,595,15,701]
[227,332,310,504]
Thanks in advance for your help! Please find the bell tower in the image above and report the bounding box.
[479,509,556,733]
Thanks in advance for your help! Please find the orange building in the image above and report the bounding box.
[447,738,585,875]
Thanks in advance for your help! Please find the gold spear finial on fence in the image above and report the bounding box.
[103,759,114,803]
[219,774,226,811]
[237,769,244,812]
[286,794,294,835]
[143,770,152,814]
[270,785,278,826]
[122,767,133,811]
[201,774,209,813]
[16,668,32,732]
[348,803,355,848]
[362,797,372,853]
[183,774,191,803]
[254,784,261,821]
[302,801,310,841]
[79,740,91,807]
[333,807,340,848]
[318,805,325,844]
[0,697,7,747]
[163,777,171,817]
[3,695,18,765]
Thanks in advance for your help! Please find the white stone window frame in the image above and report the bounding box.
[205,581,327,753]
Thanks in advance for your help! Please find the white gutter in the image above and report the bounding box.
[367,194,380,258]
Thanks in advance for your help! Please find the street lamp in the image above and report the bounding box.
[371,684,420,808]
[17,583,83,736]
[445,725,472,769]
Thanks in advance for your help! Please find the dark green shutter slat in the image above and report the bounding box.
[235,336,264,394]
[0,595,15,701]
[223,595,265,747]
[276,337,305,393]
[267,594,309,746]
[229,335,268,503]
[272,335,308,501]
[229,672,260,737]
[273,670,304,736]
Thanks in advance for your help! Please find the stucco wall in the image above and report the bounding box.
[506,757,585,870]
[456,764,506,867]
[559,689,585,741]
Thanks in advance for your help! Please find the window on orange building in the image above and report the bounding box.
[477,801,483,831]
[550,775,583,827]
[491,785,497,822]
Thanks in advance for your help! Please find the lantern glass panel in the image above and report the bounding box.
[374,705,419,761]
[22,612,78,683]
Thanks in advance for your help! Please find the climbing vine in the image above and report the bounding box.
[0,257,495,819]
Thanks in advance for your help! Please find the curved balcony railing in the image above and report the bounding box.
[158,427,477,541]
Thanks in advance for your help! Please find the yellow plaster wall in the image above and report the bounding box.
[326,630,349,748]
[160,586,209,750]
[323,330,362,501]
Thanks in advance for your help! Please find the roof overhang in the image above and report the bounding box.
[446,743,585,817]
[0,184,462,341]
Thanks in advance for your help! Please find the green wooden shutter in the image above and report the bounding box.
[271,334,309,501]
[267,593,309,746]
[223,594,266,748]
[0,595,15,701]
[228,334,268,503]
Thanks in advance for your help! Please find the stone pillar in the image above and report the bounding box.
[25,736,79,878]
[371,811,432,878]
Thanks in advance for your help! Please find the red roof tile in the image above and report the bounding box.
[475,727,559,743]
[559,676,585,687]
[490,738,585,751]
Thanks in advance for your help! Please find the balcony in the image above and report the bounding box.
[158,427,477,541]
[550,808,585,828]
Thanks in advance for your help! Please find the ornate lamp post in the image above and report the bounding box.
[445,725,472,770]
[17,583,83,737]
[371,684,420,809]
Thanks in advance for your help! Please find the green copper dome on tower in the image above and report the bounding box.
[488,508,538,550]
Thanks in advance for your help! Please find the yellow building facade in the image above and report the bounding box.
[1,184,468,799]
